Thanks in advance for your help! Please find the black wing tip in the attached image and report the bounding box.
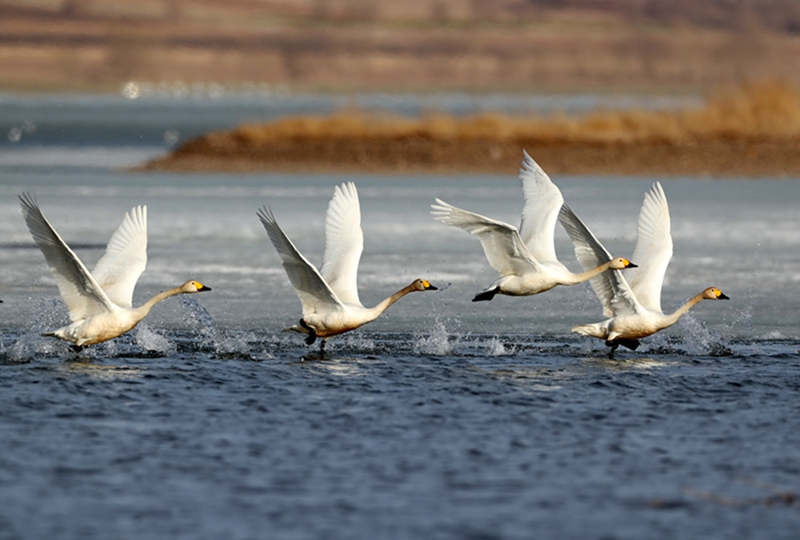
[472,287,499,302]
[19,191,38,209]
[256,205,276,223]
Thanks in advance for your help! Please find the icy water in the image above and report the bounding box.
[1,94,800,539]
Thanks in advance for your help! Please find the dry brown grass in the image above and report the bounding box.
[229,80,800,145]
[146,81,800,177]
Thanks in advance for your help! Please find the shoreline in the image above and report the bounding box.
[141,138,800,178]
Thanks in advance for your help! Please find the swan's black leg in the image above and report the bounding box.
[299,319,317,345]
[605,340,619,359]
[70,344,85,354]
[472,287,501,302]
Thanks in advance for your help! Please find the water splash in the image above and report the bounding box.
[480,336,515,356]
[2,333,58,363]
[135,324,177,356]
[678,313,732,356]
[413,319,458,356]
[179,296,218,347]
[758,330,786,340]
[215,330,274,360]
[177,298,275,359]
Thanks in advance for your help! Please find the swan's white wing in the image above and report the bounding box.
[518,150,564,264]
[432,198,541,276]
[626,182,672,314]
[91,206,147,309]
[558,204,639,318]
[320,182,363,306]
[19,193,115,321]
[257,206,344,317]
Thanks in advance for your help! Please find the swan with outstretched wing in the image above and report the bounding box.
[559,182,728,357]
[20,193,210,347]
[432,150,635,302]
[258,182,437,353]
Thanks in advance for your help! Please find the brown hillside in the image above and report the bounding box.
[1,0,800,92]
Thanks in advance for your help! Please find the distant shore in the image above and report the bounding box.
[142,82,800,177]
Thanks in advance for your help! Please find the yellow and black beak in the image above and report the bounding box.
[196,282,212,292]
[717,291,729,300]
[422,280,438,291]
[625,259,638,268]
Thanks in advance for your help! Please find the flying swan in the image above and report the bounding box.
[431,150,636,302]
[19,193,211,347]
[559,182,729,358]
[257,182,437,352]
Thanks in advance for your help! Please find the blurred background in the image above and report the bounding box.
[2,0,799,94]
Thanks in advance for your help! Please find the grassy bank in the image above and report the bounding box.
[144,81,800,176]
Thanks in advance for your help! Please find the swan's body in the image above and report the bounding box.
[20,193,210,347]
[258,182,437,349]
[431,150,635,302]
[559,182,729,357]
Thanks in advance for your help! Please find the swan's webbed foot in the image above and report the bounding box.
[605,340,620,359]
[69,344,85,354]
[472,287,500,302]
[299,319,317,345]
[300,338,328,361]
[618,338,640,351]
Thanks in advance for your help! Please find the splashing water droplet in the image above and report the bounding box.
[678,313,732,356]
[180,296,217,346]
[136,324,177,355]
[481,336,514,356]
[413,320,455,356]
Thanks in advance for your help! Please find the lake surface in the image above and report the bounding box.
[1,94,799,540]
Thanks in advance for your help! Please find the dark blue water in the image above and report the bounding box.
[1,94,799,539]
[2,329,800,540]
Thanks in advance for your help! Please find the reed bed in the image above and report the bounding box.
[148,81,800,176]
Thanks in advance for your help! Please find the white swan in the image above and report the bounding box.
[19,193,211,347]
[431,150,636,302]
[257,182,437,351]
[559,182,729,357]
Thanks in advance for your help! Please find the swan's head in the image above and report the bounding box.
[412,279,438,292]
[703,287,729,300]
[609,257,637,270]
[181,280,212,293]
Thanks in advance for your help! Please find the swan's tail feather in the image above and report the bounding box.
[283,324,305,333]
[571,323,607,339]
[472,287,500,302]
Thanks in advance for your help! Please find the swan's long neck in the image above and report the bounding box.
[131,286,186,322]
[367,283,420,318]
[662,292,707,327]
[562,260,618,285]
